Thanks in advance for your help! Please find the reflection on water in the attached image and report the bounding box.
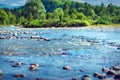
[0,27,120,80]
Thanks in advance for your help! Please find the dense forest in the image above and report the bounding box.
[0,0,120,27]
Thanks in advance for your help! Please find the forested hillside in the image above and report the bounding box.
[0,0,120,27]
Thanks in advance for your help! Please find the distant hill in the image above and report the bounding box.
[0,4,20,9]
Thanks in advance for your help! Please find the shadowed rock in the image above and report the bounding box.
[111,66,120,71]
[63,66,71,70]
[107,70,116,76]
[114,74,120,80]
[93,72,99,78]
[43,38,50,41]
[98,74,106,79]
[29,63,39,71]
[30,36,40,39]
[14,74,25,78]
[82,75,91,80]
[102,67,109,73]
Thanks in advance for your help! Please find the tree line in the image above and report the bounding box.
[0,0,120,27]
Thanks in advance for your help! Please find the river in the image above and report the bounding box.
[0,26,120,80]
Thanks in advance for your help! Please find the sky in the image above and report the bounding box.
[0,0,120,6]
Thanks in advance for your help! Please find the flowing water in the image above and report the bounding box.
[0,26,120,80]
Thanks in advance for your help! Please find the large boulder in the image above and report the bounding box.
[114,74,120,80]
[107,70,116,76]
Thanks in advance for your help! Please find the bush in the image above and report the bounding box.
[66,20,90,27]
[94,20,110,25]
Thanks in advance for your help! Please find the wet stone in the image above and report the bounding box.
[29,63,39,71]
[112,66,120,71]
[102,67,109,73]
[63,66,71,70]
[0,70,2,76]
[98,74,106,79]
[114,74,120,80]
[107,70,116,76]
[93,72,99,78]
[82,75,91,80]
[14,74,25,78]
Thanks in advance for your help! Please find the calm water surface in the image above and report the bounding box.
[0,27,120,80]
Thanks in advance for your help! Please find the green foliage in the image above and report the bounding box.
[21,0,46,19]
[66,20,90,27]
[0,0,120,27]
[0,9,8,25]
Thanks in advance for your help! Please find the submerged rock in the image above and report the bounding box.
[36,78,46,80]
[43,38,50,41]
[82,75,91,80]
[14,74,25,78]
[72,77,78,80]
[63,66,71,70]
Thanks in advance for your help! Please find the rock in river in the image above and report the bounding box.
[107,70,116,76]
[29,63,39,71]
[63,66,71,70]
[102,67,109,73]
[114,74,120,80]
[14,74,25,78]
[82,74,91,80]
[30,36,40,39]
[0,70,2,76]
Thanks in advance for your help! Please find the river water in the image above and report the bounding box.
[0,26,120,80]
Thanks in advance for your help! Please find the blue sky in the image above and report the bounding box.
[0,0,120,6]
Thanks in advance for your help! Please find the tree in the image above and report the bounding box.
[54,8,64,20]
[22,0,46,20]
[0,9,8,25]
[77,13,87,20]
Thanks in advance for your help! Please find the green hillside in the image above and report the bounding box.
[0,0,120,27]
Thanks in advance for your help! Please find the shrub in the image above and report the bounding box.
[66,20,90,27]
